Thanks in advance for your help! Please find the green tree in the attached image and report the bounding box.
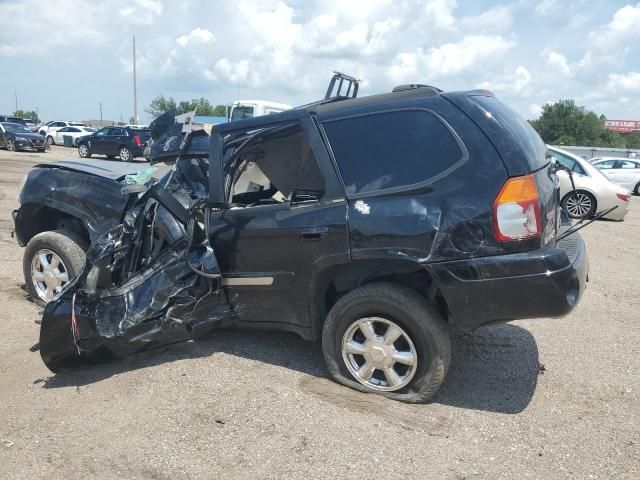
[145,95,177,117]
[529,99,636,149]
[13,109,39,122]
[146,96,227,118]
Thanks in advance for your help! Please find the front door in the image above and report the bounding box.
[91,128,109,153]
[208,120,349,330]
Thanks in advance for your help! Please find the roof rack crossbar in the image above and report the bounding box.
[325,71,360,100]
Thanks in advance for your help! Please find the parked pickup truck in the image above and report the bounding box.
[18,75,590,403]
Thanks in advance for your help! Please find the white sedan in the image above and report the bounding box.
[48,126,96,146]
[548,146,631,221]
[590,157,640,195]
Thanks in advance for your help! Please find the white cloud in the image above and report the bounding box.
[543,50,571,76]
[607,72,640,93]
[176,28,216,48]
[119,0,163,26]
[388,35,516,82]
[460,5,513,32]
[477,65,531,96]
[535,0,560,16]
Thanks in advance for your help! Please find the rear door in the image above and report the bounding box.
[613,160,640,189]
[208,118,349,329]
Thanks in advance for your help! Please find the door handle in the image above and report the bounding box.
[300,226,328,240]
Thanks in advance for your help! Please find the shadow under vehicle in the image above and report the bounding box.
[35,73,590,403]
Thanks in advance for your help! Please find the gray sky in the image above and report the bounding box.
[1,0,639,123]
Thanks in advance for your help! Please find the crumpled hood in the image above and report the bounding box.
[35,159,150,181]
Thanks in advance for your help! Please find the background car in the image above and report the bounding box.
[548,146,630,220]
[77,126,150,161]
[0,115,29,127]
[590,157,640,195]
[48,126,96,146]
[23,119,39,132]
[38,120,86,139]
[0,122,46,152]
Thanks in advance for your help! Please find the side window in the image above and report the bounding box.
[322,110,465,194]
[96,128,108,137]
[55,122,66,127]
[224,123,325,207]
[551,152,586,175]
[618,161,637,169]
[594,160,615,169]
[67,127,80,133]
[58,127,69,132]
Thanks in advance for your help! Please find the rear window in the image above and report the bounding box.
[130,129,150,140]
[322,110,465,195]
[471,95,548,171]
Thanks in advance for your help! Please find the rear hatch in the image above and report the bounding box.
[443,91,558,246]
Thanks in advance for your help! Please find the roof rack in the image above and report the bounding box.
[392,84,442,93]
[325,71,360,100]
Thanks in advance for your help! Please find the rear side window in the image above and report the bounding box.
[322,110,465,195]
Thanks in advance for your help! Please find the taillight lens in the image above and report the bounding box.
[493,174,542,241]
[133,135,143,146]
[616,193,630,202]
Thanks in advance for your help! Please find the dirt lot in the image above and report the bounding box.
[0,145,638,479]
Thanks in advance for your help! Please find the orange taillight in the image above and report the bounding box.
[493,174,542,242]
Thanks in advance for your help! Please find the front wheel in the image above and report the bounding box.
[46,136,55,146]
[322,283,451,403]
[6,139,16,151]
[23,229,87,306]
[119,146,132,162]
[78,144,91,158]
[562,190,596,219]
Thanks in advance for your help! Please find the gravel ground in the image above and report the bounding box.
[0,145,638,479]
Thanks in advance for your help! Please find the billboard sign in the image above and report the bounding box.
[604,119,640,133]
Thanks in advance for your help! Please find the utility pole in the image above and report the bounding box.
[133,35,138,124]
[99,101,103,127]
[14,91,18,114]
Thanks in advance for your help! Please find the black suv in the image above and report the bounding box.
[77,126,150,161]
[30,77,588,403]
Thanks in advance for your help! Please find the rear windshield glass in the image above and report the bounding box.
[472,96,548,171]
[130,129,151,140]
[322,110,464,195]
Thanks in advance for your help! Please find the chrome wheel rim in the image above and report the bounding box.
[79,145,88,157]
[120,148,130,161]
[31,249,70,302]
[341,317,417,392]
[565,193,592,217]
[7,140,15,151]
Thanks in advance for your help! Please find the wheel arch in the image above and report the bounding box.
[309,258,449,341]
[15,203,91,248]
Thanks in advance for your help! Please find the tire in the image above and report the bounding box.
[37,149,46,153]
[561,190,597,219]
[39,130,46,136]
[118,146,132,162]
[6,139,16,151]
[634,182,640,196]
[78,143,91,158]
[322,282,451,404]
[46,135,55,146]
[23,229,87,306]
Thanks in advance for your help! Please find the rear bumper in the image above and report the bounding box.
[430,233,588,331]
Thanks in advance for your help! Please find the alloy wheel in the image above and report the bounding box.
[341,317,418,392]
[119,148,130,161]
[31,249,70,302]
[78,144,88,157]
[7,139,16,151]
[565,192,592,218]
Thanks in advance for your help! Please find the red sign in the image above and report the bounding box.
[604,119,640,133]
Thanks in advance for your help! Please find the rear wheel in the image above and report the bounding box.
[23,230,87,306]
[562,190,596,219]
[119,146,132,162]
[634,182,640,196]
[6,139,16,151]
[78,144,91,158]
[46,135,55,146]
[322,283,451,403]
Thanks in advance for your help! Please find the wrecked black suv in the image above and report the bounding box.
[35,75,588,403]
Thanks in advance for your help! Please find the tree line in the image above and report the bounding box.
[529,99,640,149]
[145,96,227,118]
